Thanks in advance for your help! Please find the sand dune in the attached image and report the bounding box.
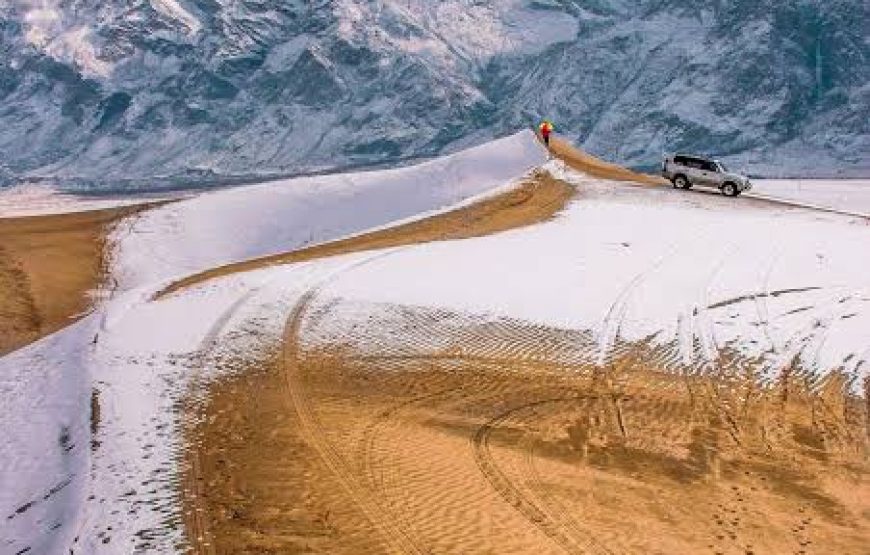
[0,204,161,355]
[161,133,657,298]
[182,145,868,554]
[160,172,572,298]
[547,136,667,186]
[4,131,867,555]
[182,146,870,555]
[180,171,578,554]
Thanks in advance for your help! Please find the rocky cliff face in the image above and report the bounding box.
[0,0,867,190]
[491,0,870,176]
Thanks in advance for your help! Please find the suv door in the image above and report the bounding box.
[694,159,719,188]
[682,157,705,186]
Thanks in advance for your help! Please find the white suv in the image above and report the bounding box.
[662,154,752,197]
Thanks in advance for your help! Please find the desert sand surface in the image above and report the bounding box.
[548,137,667,186]
[191,301,868,555]
[0,204,161,355]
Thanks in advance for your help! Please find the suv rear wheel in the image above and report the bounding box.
[673,175,690,189]
[721,182,738,197]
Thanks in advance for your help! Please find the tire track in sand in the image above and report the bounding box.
[182,170,578,552]
[184,285,271,555]
[596,245,679,366]
[518,399,623,555]
[284,280,617,554]
[281,252,427,555]
[471,395,616,555]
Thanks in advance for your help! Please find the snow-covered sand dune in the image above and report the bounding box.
[113,130,546,290]
[0,130,547,554]
[3,130,870,554]
[0,184,181,218]
[318,163,870,379]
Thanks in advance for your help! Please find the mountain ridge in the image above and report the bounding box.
[0,0,867,190]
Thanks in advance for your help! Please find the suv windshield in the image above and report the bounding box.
[715,161,728,172]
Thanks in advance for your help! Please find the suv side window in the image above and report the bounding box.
[674,155,688,166]
[686,158,713,171]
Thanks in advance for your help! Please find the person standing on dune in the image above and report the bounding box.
[539,120,554,147]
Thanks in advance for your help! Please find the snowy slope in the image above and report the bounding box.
[0,183,182,217]
[0,318,97,555]
[0,131,545,555]
[315,162,870,378]
[111,129,546,289]
[0,0,867,189]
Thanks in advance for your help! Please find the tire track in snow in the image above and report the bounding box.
[754,249,783,355]
[691,246,739,364]
[596,245,679,366]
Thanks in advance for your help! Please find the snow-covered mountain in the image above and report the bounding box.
[1,0,868,189]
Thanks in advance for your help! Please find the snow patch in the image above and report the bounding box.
[750,179,870,216]
[149,0,201,35]
[319,171,870,383]
[22,3,110,78]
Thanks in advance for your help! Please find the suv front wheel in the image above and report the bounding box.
[721,182,739,197]
[673,175,690,189]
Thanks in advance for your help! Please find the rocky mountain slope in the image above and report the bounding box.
[0,0,867,189]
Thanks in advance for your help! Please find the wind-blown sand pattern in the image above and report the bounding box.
[192,296,868,554]
[548,137,667,186]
